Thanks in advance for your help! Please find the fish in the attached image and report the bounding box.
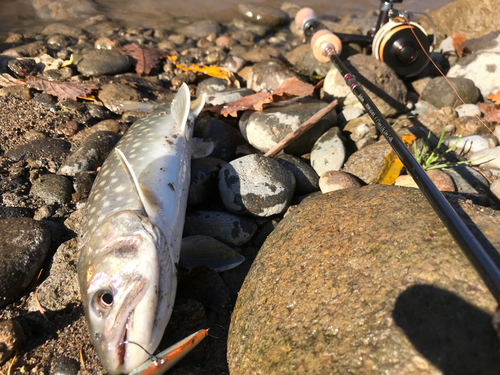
[77,83,208,374]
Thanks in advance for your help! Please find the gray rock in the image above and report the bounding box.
[0,319,25,364]
[324,54,408,117]
[422,77,480,109]
[337,107,365,127]
[194,117,245,161]
[286,44,333,77]
[237,4,289,27]
[460,31,500,55]
[444,135,491,155]
[231,18,271,37]
[490,179,500,201]
[184,211,258,247]
[310,127,346,176]
[447,52,500,97]
[41,23,84,38]
[0,207,33,220]
[319,170,362,193]
[0,218,51,308]
[50,355,80,375]
[218,154,296,217]
[343,141,392,184]
[98,83,142,114]
[196,77,229,97]
[27,238,79,312]
[57,131,120,176]
[5,139,71,164]
[2,41,47,58]
[32,0,96,20]
[77,49,130,77]
[455,103,482,118]
[409,100,437,116]
[205,88,255,106]
[73,171,97,199]
[343,113,378,143]
[442,165,490,195]
[30,174,73,205]
[177,20,221,38]
[276,154,319,194]
[228,185,500,375]
[468,146,500,170]
[189,157,226,205]
[7,58,38,77]
[240,98,337,155]
[246,59,299,92]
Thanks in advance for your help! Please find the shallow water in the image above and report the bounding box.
[1,0,452,33]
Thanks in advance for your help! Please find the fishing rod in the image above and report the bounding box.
[295,7,500,304]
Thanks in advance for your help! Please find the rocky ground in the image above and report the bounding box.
[0,0,500,374]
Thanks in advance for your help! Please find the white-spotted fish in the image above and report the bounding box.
[78,84,207,374]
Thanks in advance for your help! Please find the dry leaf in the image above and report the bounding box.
[452,33,466,58]
[116,44,164,76]
[478,102,500,124]
[206,77,315,117]
[0,73,26,87]
[376,134,417,185]
[25,75,99,101]
[486,91,500,105]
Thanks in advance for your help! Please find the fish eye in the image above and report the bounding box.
[93,289,114,311]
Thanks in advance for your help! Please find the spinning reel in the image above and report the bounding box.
[316,0,437,77]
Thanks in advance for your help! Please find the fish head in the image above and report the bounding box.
[78,210,175,374]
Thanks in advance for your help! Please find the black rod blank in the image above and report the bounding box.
[302,18,500,304]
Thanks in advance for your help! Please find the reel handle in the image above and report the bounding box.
[295,8,343,63]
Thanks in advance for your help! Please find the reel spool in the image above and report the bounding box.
[372,18,431,77]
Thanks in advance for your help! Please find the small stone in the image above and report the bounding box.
[442,165,490,195]
[25,130,47,141]
[177,20,221,39]
[5,138,71,164]
[237,4,289,27]
[343,141,393,184]
[319,171,362,193]
[0,218,51,308]
[218,154,296,217]
[50,355,80,375]
[0,86,32,100]
[57,131,120,176]
[469,146,500,170]
[184,211,258,247]
[452,116,493,136]
[443,135,491,155]
[246,59,299,92]
[30,174,73,204]
[310,127,346,177]
[7,58,38,77]
[421,77,480,109]
[73,171,97,199]
[395,169,456,192]
[77,49,130,77]
[194,117,245,161]
[0,207,33,220]
[276,154,319,194]
[196,77,229,97]
[0,319,25,364]
[2,41,47,58]
[490,179,500,201]
[205,88,255,106]
[34,205,54,220]
[455,103,482,118]
[41,23,83,38]
[337,107,365,127]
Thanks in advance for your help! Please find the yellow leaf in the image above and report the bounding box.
[486,91,500,105]
[376,134,417,185]
[61,54,74,67]
[166,56,232,85]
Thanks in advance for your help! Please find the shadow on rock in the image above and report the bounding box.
[393,284,500,375]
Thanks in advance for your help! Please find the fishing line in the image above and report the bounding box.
[119,341,166,367]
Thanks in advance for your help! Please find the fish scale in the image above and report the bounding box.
[78,84,205,374]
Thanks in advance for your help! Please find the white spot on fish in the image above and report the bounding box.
[103,201,110,208]
[111,178,119,183]
[90,207,97,213]
[115,186,126,193]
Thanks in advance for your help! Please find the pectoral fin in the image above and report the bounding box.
[191,137,214,159]
[115,148,158,219]
[179,236,245,272]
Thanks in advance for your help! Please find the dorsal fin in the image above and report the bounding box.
[115,148,157,219]
[172,83,190,135]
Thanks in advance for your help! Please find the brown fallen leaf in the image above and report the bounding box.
[0,73,26,87]
[116,43,164,76]
[478,102,500,124]
[452,33,466,58]
[206,77,315,117]
[25,75,99,101]
[486,91,500,105]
